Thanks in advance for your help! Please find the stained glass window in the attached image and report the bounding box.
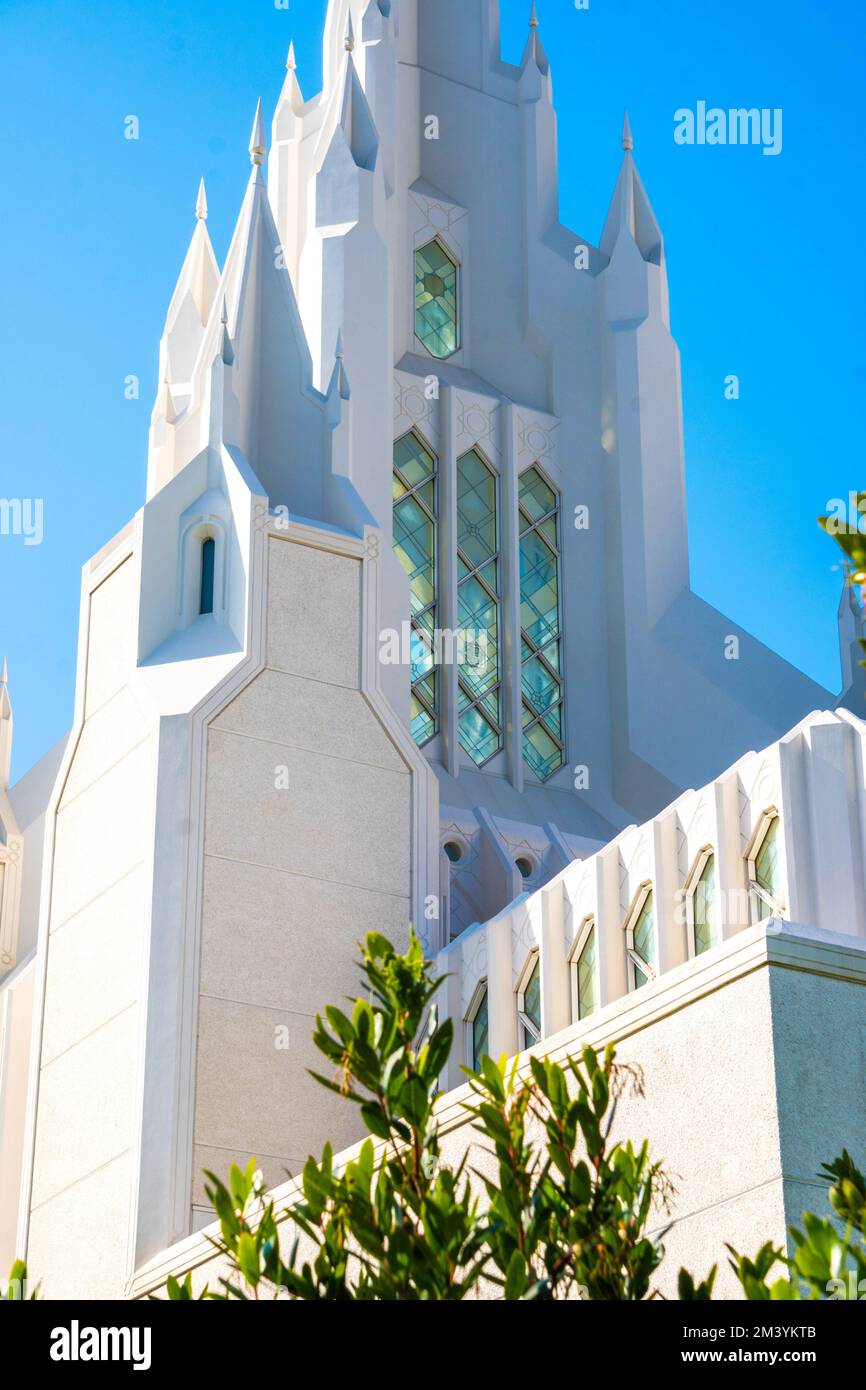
[631,893,656,989]
[457,450,502,765]
[471,988,489,1070]
[754,818,780,920]
[576,925,597,1020]
[520,956,541,1049]
[693,854,717,955]
[393,432,438,745]
[200,537,215,616]
[519,468,564,780]
[415,239,459,359]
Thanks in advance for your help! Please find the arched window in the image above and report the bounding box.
[519,467,564,780]
[457,449,502,765]
[199,536,216,616]
[570,920,598,1022]
[690,852,717,956]
[517,953,541,1049]
[393,432,439,745]
[469,985,489,1071]
[750,815,782,921]
[415,239,459,358]
[626,889,657,990]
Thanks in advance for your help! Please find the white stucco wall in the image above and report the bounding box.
[26,557,153,1299]
[192,536,414,1208]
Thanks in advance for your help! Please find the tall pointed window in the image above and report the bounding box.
[457,450,502,766]
[470,987,489,1071]
[393,433,439,745]
[518,955,542,1050]
[199,537,215,616]
[692,853,717,955]
[573,923,598,1021]
[415,239,459,359]
[519,468,564,780]
[628,891,657,990]
[752,816,782,921]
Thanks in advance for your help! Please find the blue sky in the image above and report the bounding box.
[1,0,864,781]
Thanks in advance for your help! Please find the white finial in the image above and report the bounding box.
[335,328,344,360]
[622,110,634,152]
[196,178,208,221]
[0,657,7,687]
[287,40,297,71]
[529,1,539,26]
[345,12,355,51]
[221,296,229,327]
[249,98,266,166]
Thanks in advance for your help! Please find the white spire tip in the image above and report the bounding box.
[249,97,266,166]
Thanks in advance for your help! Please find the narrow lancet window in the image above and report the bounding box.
[200,536,215,616]
[519,468,564,780]
[457,450,502,766]
[393,433,439,745]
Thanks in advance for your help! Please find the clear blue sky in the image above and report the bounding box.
[1,0,864,781]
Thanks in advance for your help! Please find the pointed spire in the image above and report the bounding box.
[287,40,297,71]
[345,11,355,52]
[249,98,266,166]
[196,178,208,221]
[521,0,550,82]
[600,113,664,264]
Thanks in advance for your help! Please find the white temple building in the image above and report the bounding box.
[1,0,864,1299]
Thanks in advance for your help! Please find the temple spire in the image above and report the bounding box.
[345,11,355,52]
[249,98,266,167]
[287,40,297,71]
[600,111,663,263]
[521,0,550,82]
[196,178,208,221]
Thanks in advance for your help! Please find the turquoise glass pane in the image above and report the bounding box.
[472,991,489,1069]
[458,580,499,698]
[459,705,500,765]
[522,958,541,1047]
[519,467,557,525]
[522,654,560,714]
[393,496,435,613]
[523,717,563,780]
[410,693,436,745]
[633,895,656,986]
[520,530,559,648]
[392,433,438,747]
[457,452,497,569]
[415,241,458,358]
[577,928,597,1020]
[394,433,435,488]
[755,818,780,920]
[694,855,717,955]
